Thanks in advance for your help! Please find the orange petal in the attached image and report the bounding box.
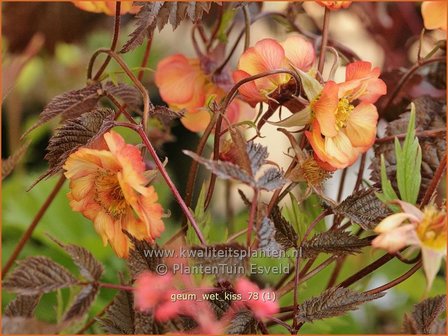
[345,103,378,148]
[324,131,359,168]
[281,34,315,72]
[305,121,334,167]
[312,81,338,137]
[155,54,206,105]
[345,61,378,81]
[181,108,211,132]
[422,1,447,31]
[233,70,266,107]
[93,211,115,246]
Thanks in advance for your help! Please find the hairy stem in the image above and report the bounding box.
[137,37,153,82]
[91,2,121,81]
[246,189,259,246]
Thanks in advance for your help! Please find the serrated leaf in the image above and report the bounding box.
[63,284,99,322]
[229,127,252,175]
[98,290,135,334]
[395,103,422,204]
[22,82,102,137]
[257,217,283,253]
[50,237,104,281]
[256,167,287,191]
[402,295,446,334]
[3,256,77,295]
[191,243,248,281]
[246,141,268,175]
[184,150,254,185]
[301,230,370,258]
[121,2,215,53]
[150,105,184,126]
[226,310,257,334]
[333,188,391,230]
[2,141,30,180]
[104,81,142,111]
[4,294,41,318]
[295,287,385,323]
[135,311,162,334]
[270,206,299,250]
[125,233,163,279]
[30,107,114,188]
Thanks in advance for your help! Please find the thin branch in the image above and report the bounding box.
[375,128,445,144]
[138,37,153,82]
[317,7,330,75]
[420,153,447,207]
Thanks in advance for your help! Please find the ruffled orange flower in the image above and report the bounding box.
[421,1,447,31]
[233,35,316,107]
[372,201,446,291]
[72,1,139,15]
[155,54,254,132]
[306,61,386,169]
[63,131,164,258]
[316,1,352,10]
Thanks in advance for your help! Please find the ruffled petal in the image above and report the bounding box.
[233,70,266,106]
[281,34,315,72]
[324,131,358,168]
[312,81,339,137]
[345,103,378,148]
[181,108,211,132]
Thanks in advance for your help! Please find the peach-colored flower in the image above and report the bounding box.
[372,201,447,291]
[72,1,139,15]
[155,54,254,132]
[234,278,279,319]
[316,1,352,10]
[306,61,386,169]
[421,1,447,31]
[63,131,164,258]
[233,35,316,107]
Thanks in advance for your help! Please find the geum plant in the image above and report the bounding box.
[2,1,446,334]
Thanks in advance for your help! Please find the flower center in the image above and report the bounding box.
[417,206,447,251]
[335,98,354,130]
[94,170,127,218]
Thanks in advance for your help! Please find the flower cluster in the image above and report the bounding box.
[155,54,254,132]
[372,201,446,291]
[63,131,164,258]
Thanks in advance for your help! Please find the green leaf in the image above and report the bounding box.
[395,103,422,204]
[186,184,211,245]
[217,8,237,43]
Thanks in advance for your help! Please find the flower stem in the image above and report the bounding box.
[246,188,259,247]
[137,37,153,82]
[420,153,447,207]
[88,49,151,132]
[318,7,330,75]
[242,5,251,50]
[363,261,422,295]
[91,2,121,81]
[2,175,66,278]
[119,123,206,245]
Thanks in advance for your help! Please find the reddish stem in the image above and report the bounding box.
[317,7,330,75]
[246,189,259,246]
[137,37,153,82]
[420,153,447,207]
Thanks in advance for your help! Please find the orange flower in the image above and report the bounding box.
[316,1,352,10]
[155,54,254,132]
[72,1,139,15]
[372,201,446,291]
[421,1,447,31]
[63,131,164,258]
[233,35,316,107]
[306,61,386,169]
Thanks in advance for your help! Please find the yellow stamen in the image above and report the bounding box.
[335,98,354,130]
[94,170,127,218]
[417,205,447,250]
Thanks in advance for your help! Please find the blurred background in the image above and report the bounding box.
[1,1,446,334]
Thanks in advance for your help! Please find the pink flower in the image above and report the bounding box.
[233,35,315,107]
[316,1,352,10]
[234,278,279,319]
[372,201,447,291]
